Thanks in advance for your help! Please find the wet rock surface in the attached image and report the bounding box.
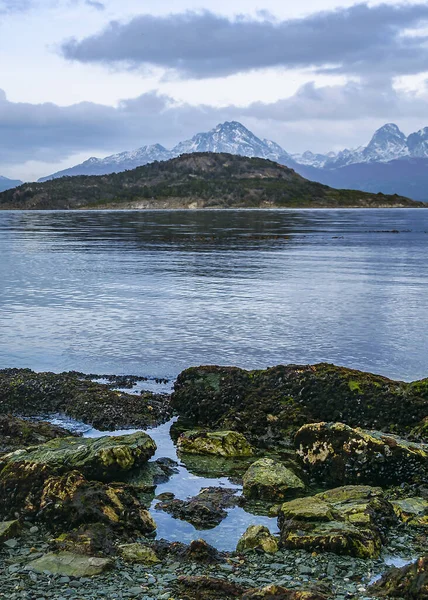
[243,458,305,501]
[369,555,428,598]
[177,430,254,457]
[0,362,427,599]
[171,363,428,444]
[155,486,242,529]
[0,368,172,430]
[1,431,157,481]
[0,414,76,454]
[295,422,428,486]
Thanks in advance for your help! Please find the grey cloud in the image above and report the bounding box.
[1,79,428,170]
[61,3,428,79]
[85,0,105,10]
[0,0,31,12]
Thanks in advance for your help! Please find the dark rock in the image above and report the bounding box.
[295,422,428,486]
[53,523,117,556]
[0,415,76,454]
[176,575,245,599]
[242,587,329,599]
[0,368,171,430]
[185,539,222,563]
[155,486,241,529]
[369,556,428,598]
[171,364,428,446]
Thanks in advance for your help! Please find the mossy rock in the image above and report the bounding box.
[118,543,160,564]
[281,519,382,559]
[242,458,305,501]
[54,523,116,556]
[26,551,113,577]
[236,525,279,554]
[295,422,428,486]
[171,363,428,447]
[369,556,428,598]
[392,497,428,527]
[38,471,156,533]
[1,431,156,482]
[277,486,395,558]
[278,496,334,522]
[0,368,171,431]
[176,575,245,599]
[177,430,253,457]
[0,519,21,543]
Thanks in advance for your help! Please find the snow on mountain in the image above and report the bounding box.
[39,144,172,181]
[172,121,289,161]
[39,122,289,181]
[36,120,428,184]
[406,126,428,158]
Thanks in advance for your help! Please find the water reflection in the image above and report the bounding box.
[0,209,427,380]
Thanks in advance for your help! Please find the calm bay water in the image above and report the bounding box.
[1,209,428,382]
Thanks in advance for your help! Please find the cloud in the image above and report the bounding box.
[0,0,31,12]
[60,3,428,79]
[85,0,104,10]
[1,79,427,172]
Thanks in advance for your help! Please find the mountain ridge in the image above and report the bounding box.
[1,152,421,211]
[36,121,428,201]
[0,176,23,193]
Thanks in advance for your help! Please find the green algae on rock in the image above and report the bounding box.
[392,497,428,527]
[1,431,156,482]
[236,525,279,554]
[118,542,160,564]
[177,430,253,457]
[369,555,428,598]
[171,363,428,446]
[277,485,396,558]
[0,520,21,543]
[295,422,428,486]
[26,551,113,577]
[242,458,305,501]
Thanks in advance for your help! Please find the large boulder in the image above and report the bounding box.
[171,363,428,445]
[0,520,21,543]
[278,486,395,558]
[38,471,156,534]
[177,430,253,457]
[295,422,428,486]
[0,431,156,482]
[236,525,279,553]
[369,556,428,598]
[243,458,305,501]
[0,466,156,535]
[0,368,171,430]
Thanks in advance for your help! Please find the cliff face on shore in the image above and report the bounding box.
[0,153,423,210]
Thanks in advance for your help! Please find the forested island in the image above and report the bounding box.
[0,153,423,210]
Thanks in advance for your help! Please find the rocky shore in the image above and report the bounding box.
[0,363,427,599]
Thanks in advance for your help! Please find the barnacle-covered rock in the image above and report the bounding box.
[177,430,253,457]
[295,422,428,486]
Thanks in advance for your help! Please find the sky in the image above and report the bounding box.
[1,0,428,181]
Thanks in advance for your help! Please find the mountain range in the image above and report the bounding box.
[36,121,428,201]
[0,153,420,210]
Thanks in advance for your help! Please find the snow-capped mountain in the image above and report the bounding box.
[39,144,172,182]
[295,123,426,169]
[0,175,23,192]
[39,122,290,181]
[171,121,289,160]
